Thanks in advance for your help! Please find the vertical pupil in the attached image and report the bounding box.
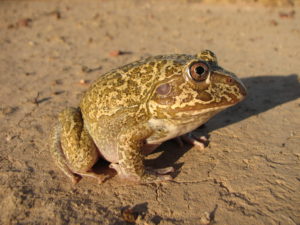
[195,66,205,75]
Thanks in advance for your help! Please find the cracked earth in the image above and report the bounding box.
[1,0,300,224]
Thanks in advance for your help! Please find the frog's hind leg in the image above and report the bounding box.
[50,107,106,184]
[50,124,81,184]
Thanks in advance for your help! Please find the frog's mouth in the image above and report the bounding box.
[169,105,230,121]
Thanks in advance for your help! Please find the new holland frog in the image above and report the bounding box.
[50,50,247,184]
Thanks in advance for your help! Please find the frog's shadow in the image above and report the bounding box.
[146,74,300,172]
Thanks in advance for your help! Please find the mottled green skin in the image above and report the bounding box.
[50,50,247,183]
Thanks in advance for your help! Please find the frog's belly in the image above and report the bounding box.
[146,117,208,145]
[95,141,161,163]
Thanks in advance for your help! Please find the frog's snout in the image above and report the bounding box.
[227,76,247,99]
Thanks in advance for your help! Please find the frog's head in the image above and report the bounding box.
[148,50,247,121]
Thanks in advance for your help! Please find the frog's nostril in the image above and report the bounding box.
[227,77,234,84]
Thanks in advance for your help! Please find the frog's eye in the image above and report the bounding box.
[189,62,209,82]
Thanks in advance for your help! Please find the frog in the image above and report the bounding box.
[50,50,247,184]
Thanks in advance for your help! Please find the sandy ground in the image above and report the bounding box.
[0,0,300,224]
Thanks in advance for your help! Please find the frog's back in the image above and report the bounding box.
[80,54,195,120]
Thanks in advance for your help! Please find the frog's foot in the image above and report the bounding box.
[180,133,208,150]
[58,162,82,184]
[109,163,174,183]
[76,171,108,184]
[58,163,107,184]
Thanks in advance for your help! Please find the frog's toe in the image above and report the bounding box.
[110,163,173,183]
[143,166,174,181]
[56,160,82,184]
[142,171,173,183]
[152,166,174,175]
[71,174,82,184]
[109,163,121,174]
[77,171,108,184]
[181,133,208,150]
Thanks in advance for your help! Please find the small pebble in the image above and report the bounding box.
[17,18,32,27]
[270,20,278,26]
[199,212,211,225]
[121,207,138,223]
[53,91,65,95]
[79,79,90,85]
[0,106,17,116]
[6,135,13,142]
[53,79,63,85]
[7,24,15,29]
[81,66,93,73]
[279,10,295,19]
[54,11,61,19]
[28,41,36,46]
[110,50,121,57]
[47,10,61,19]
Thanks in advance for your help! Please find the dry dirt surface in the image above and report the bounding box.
[1,0,300,224]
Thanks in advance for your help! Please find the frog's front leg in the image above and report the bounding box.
[110,124,173,183]
[50,107,107,184]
